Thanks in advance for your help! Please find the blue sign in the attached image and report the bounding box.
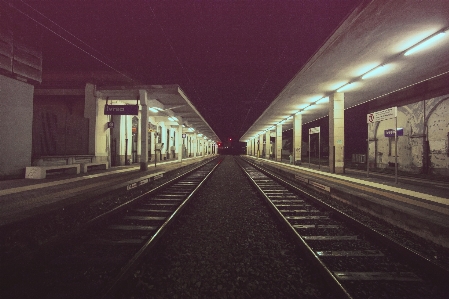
[384,128,403,137]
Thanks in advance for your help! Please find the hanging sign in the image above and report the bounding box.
[104,105,139,115]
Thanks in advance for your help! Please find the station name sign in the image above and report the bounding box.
[104,105,139,115]
[384,128,403,137]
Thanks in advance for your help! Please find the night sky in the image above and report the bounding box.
[19,0,362,141]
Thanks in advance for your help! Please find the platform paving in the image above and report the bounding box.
[0,156,213,226]
[245,156,449,247]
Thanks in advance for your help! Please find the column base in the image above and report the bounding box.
[140,162,148,171]
[334,166,345,174]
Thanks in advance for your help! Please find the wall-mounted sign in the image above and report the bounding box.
[107,122,114,128]
[384,128,403,137]
[367,107,397,123]
[104,105,139,115]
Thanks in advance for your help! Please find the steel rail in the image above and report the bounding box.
[242,157,449,287]
[84,157,219,229]
[236,158,353,299]
[101,158,223,298]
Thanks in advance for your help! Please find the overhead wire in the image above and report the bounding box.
[18,0,109,61]
[4,0,134,82]
[237,43,290,135]
[237,11,300,137]
[146,3,205,108]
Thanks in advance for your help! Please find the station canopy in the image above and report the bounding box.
[240,0,449,141]
[98,84,220,143]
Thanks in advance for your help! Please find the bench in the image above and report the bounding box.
[25,164,80,179]
[80,162,109,173]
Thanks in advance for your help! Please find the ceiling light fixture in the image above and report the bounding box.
[404,30,446,56]
[315,97,329,104]
[361,64,389,79]
[336,82,353,92]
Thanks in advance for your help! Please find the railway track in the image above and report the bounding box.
[2,158,221,299]
[238,157,449,299]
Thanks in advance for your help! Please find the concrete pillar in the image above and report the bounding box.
[188,135,191,157]
[265,130,270,159]
[200,139,204,156]
[293,113,302,165]
[177,118,183,162]
[253,138,256,156]
[160,122,166,160]
[84,84,109,164]
[111,115,122,165]
[251,139,254,155]
[193,133,197,156]
[124,115,132,165]
[85,83,97,156]
[259,134,263,157]
[139,90,149,170]
[136,116,141,160]
[276,124,282,162]
[329,92,345,173]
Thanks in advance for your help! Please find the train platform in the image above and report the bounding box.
[0,156,214,227]
[244,156,449,247]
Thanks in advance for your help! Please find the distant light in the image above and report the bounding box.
[362,64,390,80]
[149,107,158,113]
[404,31,446,56]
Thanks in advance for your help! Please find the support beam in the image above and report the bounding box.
[139,89,149,170]
[293,113,302,165]
[276,124,282,162]
[265,130,270,159]
[329,92,345,173]
[177,117,183,162]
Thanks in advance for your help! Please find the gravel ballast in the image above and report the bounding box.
[119,156,331,298]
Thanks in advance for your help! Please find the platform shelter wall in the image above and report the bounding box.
[370,94,449,176]
[32,95,89,157]
[0,75,34,179]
